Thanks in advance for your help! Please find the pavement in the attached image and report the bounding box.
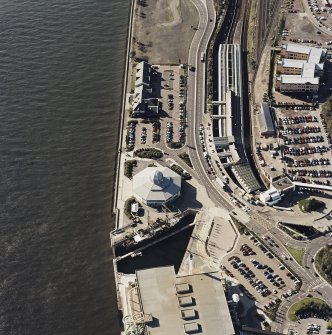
[178,206,238,276]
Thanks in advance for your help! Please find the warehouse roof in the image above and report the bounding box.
[258,103,275,135]
[135,266,235,335]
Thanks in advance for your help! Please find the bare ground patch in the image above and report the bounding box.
[132,0,198,64]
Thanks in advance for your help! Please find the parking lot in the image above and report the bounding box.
[255,103,332,188]
[221,232,299,306]
[283,0,332,46]
[289,318,331,335]
[159,65,187,145]
[125,64,187,151]
[306,0,332,33]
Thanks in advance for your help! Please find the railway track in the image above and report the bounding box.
[255,0,283,69]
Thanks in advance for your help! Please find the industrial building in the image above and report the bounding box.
[132,167,181,207]
[132,61,160,116]
[276,44,327,93]
[131,266,236,335]
[258,103,275,137]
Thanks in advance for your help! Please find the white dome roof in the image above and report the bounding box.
[150,170,164,184]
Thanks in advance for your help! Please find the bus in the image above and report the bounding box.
[200,52,205,62]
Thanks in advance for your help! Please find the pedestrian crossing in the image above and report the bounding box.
[250,213,276,230]
[308,278,324,290]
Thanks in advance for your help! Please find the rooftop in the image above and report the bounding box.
[279,75,319,85]
[271,176,294,192]
[283,43,327,63]
[258,103,275,135]
[280,59,305,69]
[302,63,316,78]
[133,167,181,203]
[232,163,261,193]
[135,266,236,335]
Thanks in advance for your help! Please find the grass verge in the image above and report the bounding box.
[131,64,137,93]
[286,246,304,265]
[247,0,257,66]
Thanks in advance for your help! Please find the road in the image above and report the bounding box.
[186,0,235,211]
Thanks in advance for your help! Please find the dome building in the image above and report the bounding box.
[132,167,181,207]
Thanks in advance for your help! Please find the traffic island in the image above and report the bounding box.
[288,298,332,322]
[285,246,304,266]
[298,198,325,213]
[315,245,332,286]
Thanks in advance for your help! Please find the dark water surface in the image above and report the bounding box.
[117,226,194,275]
[0,1,131,334]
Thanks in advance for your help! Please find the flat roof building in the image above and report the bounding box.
[281,43,327,63]
[271,176,295,193]
[135,266,236,335]
[258,103,275,137]
[276,75,320,93]
[132,167,181,207]
[277,44,326,93]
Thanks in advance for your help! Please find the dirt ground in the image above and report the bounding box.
[132,0,198,64]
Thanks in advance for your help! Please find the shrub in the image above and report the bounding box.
[316,246,332,285]
[169,142,183,149]
[124,160,137,179]
[170,164,191,180]
[134,148,163,159]
[124,197,137,219]
[178,152,193,168]
[299,198,324,212]
[322,96,332,134]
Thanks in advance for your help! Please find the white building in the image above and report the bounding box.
[132,167,181,207]
[259,188,282,206]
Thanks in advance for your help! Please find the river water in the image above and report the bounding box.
[0,1,131,334]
